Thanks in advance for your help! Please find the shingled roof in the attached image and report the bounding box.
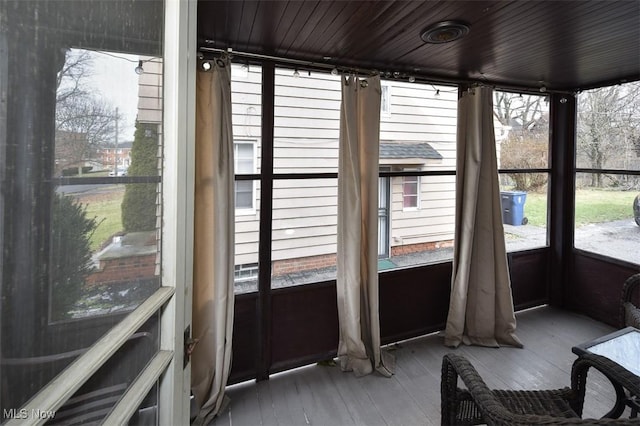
[380,142,442,160]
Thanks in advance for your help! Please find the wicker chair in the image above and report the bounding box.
[441,352,640,425]
[621,273,640,419]
[621,273,640,329]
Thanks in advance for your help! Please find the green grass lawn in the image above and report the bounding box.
[73,185,636,251]
[521,191,547,227]
[80,190,124,251]
[523,189,637,227]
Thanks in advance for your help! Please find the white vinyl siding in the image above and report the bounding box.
[274,71,341,174]
[380,83,457,171]
[230,66,458,270]
[391,175,456,245]
[272,178,337,261]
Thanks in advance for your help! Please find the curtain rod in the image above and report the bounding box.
[198,46,575,96]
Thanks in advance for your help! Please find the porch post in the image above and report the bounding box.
[548,93,577,306]
[257,62,275,381]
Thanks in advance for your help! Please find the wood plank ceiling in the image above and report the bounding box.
[197,0,640,91]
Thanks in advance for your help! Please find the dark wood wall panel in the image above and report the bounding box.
[270,282,339,373]
[379,262,452,344]
[509,249,549,310]
[569,253,639,327]
[229,250,551,382]
[228,293,258,384]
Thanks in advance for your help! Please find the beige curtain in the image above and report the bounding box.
[336,75,394,377]
[191,58,235,424]
[444,86,523,349]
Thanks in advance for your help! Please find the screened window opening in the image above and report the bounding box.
[229,67,461,283]
[234,178,260,294]
[574,173,639,265]
[232,64,262,293]
[51,50,163,322]
[377,81,458,271]
[574,81,640,265]
[271,178,338,288]
[1,0,165,421]
[493,90,550,252]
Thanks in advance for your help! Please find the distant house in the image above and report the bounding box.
[137,57,163,127]
[230,66,458,280]
[130,62,459,281]
[98,141,133,171]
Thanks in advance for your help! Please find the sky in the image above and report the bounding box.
[70,49,140,141]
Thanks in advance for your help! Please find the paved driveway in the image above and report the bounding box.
[574,219,640,264]
[505,219,640,265]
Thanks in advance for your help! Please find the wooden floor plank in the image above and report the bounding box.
[265,371,309,426]
[357,369,427,426]
[392,347,441,425]
[219,382,261,426]
[253,380,279,426]
[209,306,627,425]
[323,364,389,426]
[293,364,358,425]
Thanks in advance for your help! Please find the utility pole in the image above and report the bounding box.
[113,107,119,173]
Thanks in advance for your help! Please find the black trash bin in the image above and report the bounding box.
[500,191,527,226]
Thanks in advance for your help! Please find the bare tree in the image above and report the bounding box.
[55,49,116,175]
[56,50,92,100]
[494,91,545,133]
[577,82,640,187]
[493,92,549,191]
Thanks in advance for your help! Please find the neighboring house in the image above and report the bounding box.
[98,141,133,171]
[137,56,163,128]
[125,62,461,282]
[231,66,459,280]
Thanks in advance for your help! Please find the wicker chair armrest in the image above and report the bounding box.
[442,353,640,425]
[622,274,640,303]
[571,352,640,418]
[441,354,580,425]
[442,353,512,425]
[623,303,640,329]
[620,273,640,327]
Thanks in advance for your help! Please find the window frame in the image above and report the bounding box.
[401,172,421,211]
[234,139,258,214]
[493,90,552,252]
[381,82,392,116]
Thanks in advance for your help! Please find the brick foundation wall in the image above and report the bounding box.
[272,253,337,276]
[87,254,157,286]
[391,240,454,256]
[271,239,454,276]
